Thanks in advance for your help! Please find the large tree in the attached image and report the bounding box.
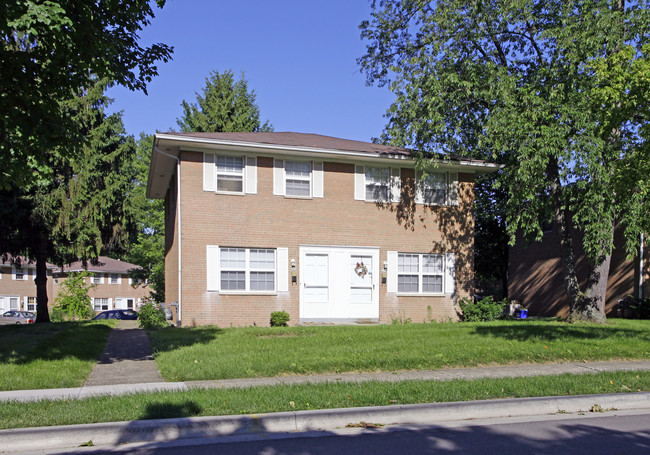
[0,81,138,322]
[123,133,166,302]
[177,70,273,132]
[1,0,172,189]
[359,0,650,322]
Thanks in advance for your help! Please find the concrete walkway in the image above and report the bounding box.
[83,320,164,387]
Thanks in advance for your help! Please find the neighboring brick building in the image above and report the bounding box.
[54,257,150,312]
[0,255,149,314]
[0,256,56,313]
[147,132,499,327]
[508,225,649,317]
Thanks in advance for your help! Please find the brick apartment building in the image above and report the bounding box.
[147,132,498,327]
[0,255,149,314]
[509,225,649,317]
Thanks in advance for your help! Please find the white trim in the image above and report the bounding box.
[277,248,289,292]
[415,171,448,205]
[12,267,26,281]
[245,156,257,194]
[386,251,398,293]
[390,167,401,203]
[203,153,215,191]
[206,245,220,291]
[448,172,459,206]
[354,165,365,200]
[313,162,324,198]
[273,159,285,196]
[154,133,501,173]
[284,159,312,198]
[445,253,456,296]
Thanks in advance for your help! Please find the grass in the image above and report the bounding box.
[1,370,648,430]
[149,319,650,381]
[0,320,116,391]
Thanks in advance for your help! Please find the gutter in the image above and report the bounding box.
[640,234,645,301]
[153,143,182,326]
[153,133,502,174]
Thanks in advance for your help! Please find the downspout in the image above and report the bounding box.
[154,144,182,326]
[640,234,644,301]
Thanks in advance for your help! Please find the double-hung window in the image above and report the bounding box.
[93,298,109,311]
[418,172,447,205]
[220,248,276,292]
[14,268,24,280]
[92,273,102,284]
[365,167,390,202]
[110,273,119,284]
[397,253,444,294]
[216,156,244,193]
[27,297,36,311]
[285,161,312,197]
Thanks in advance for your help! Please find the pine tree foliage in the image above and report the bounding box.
[359,0,650,321]
[177,70,273,133]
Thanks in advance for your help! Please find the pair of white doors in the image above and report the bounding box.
[300,246,379,321]
[114,298,135,310]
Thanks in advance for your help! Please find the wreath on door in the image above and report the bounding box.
[354,261,368,278]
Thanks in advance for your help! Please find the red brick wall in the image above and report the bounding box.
[169,150,476,326]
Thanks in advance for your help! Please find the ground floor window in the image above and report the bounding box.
[93,298,109,311]
[26,297,36,311]
[219,248,276,292]
[397,253,444,294]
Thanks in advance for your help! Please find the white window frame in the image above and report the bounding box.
[109,273,121,285]
[284,160,312,198]
[274,159,324,198]
[13,267,26,281]
[215,155,245,194]
[93,298,110,311]
[92,273,104,284]
[217,247,277,294]
[396,253,445,295]
[415,171,458,206]
[416,171,447,205]
[365,166,390,202]
[355,165,400,202]
[0,295,20,312]
[26,297,36,312]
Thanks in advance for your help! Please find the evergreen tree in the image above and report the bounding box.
[359,0,650,322]
[0,81,138,322]
[177,70,273,132]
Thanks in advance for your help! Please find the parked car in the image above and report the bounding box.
[93,309,139,320]
[0,311,36,325]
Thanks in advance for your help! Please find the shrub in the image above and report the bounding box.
[53,271,95,320]
[270,311,290,327]
[632,298,650,319]
[459,296,507,322]
[139,301,167,329]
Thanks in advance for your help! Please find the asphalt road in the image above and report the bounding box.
[37,410,650,455]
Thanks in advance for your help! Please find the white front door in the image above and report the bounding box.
[114,298,135,310]
[300,246,379,321]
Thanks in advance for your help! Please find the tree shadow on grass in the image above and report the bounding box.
[472,322,650,343]
[0,321,113,365]
[147,326,225,355]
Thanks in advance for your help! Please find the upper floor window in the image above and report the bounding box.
[415,171,458,206]
[110,273,119,284]
[92,273,102,284]
[397,253,444,294]
[355,165,400,203]
[285,161,312,197]
[273,159,323,198]
[204,153,257,194]
[216,155,244,193]
[13,267,24,280]
[365,167,390,202]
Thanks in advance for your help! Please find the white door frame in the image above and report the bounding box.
[299,245,380,322]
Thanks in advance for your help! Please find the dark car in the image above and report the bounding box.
[93,309,139,320]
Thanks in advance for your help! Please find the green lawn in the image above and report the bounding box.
[149,319,650,382]
[1,370,648,430]
[0,320,116,391]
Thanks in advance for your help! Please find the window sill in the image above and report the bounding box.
[215,291,278,296]
[396,292,446,297]
[215,191,246,196]
[284,195,313,200]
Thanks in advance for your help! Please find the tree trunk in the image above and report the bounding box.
[34,237,51,323]
[547,157,607,323]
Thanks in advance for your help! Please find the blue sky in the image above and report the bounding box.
[106,0,394,142]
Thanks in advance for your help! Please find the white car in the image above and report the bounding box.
[0,311,36,325]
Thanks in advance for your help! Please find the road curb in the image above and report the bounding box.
[2,392,649,452]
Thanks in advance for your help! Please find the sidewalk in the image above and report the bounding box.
[83,320,164,387]
[1,359,649,403]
